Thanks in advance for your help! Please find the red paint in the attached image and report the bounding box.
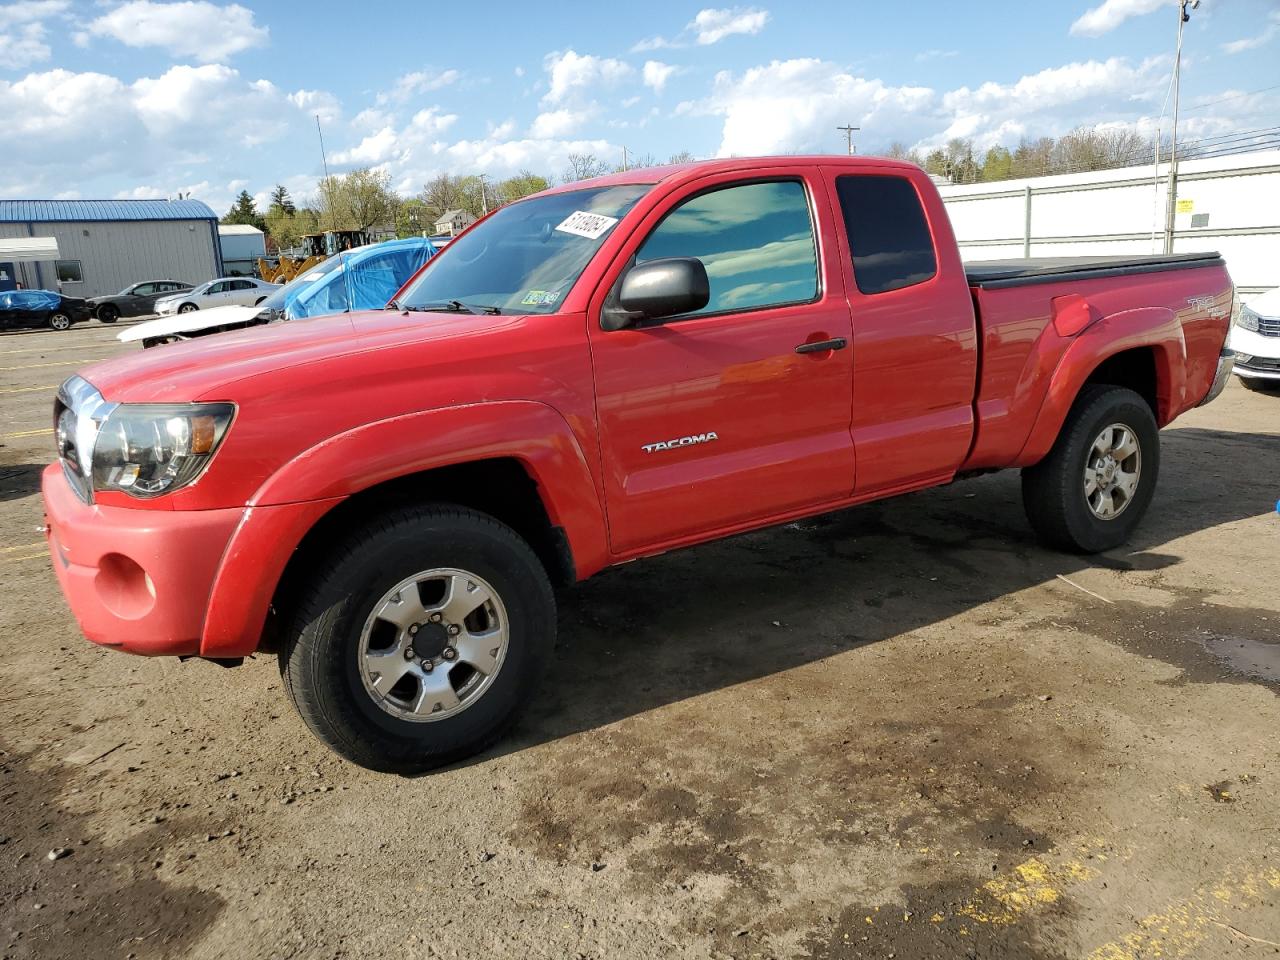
[41,156,1233,660]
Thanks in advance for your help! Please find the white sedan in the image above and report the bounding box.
[1229,286,1280,394]
[154,277,279,315]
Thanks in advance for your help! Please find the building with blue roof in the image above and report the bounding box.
[0,198,224,298]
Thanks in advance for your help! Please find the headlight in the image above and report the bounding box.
[1236,306,1261,333]
[55,377,234,501]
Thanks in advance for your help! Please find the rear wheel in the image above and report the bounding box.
[97,304,119,324]
[48,313,71,331]
[254,296,267,305]
[278,505,555,773]
[1238,376,1280,394]
[1021,385,1159,553]
[177,303,198,314]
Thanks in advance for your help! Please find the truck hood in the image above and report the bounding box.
[116,304,263,343]
[80,308,521,403]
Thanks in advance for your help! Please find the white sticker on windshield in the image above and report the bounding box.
[555,210,619,240]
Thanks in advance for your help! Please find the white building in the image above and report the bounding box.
[938,149,1280,301]
[0,199,223,298]
[433,209,476,236]
[218,224,266,277]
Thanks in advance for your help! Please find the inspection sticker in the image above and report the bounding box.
[520,289,561,306]
[555,210,619,240]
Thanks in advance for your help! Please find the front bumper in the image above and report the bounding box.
[42,464,244,656]
[1198,348,1238,406]
[1227,325,1280,380]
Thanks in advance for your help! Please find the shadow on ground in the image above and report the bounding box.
[509,426,1279,749]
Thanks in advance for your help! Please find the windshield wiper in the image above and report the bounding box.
[406,300,501,316]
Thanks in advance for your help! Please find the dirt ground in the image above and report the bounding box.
[1,321,1277,960]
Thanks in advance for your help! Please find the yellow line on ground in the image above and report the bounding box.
[0,358,105,371]
[0,550,47,564]
[0,542,45,554]
[0,427,50,439]
[0,343,105,356]
[1088,868,1280,959]
[0,384,58,395]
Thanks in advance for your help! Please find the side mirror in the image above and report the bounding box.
[601,257,710,331]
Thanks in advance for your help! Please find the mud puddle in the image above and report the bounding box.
[1201,634,1280,682]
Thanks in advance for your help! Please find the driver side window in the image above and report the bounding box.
[132,283,155,296]
[635,180,819,319]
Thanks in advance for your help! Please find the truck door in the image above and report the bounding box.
[587,173,855,555]
[824,168,979,493]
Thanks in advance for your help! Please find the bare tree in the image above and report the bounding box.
[564,153,612,182]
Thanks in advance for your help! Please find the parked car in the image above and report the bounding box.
[1228,286,1280,393]
[43,156,1235,773]
[153,277,278,315]
[0,289,92,331]
[119,238,437,347]
[89,280,193,323]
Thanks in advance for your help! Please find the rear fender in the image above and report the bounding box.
[199,401,607,658]
[1015,306,1185,467]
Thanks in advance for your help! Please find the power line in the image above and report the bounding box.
[1180,83,1280,113]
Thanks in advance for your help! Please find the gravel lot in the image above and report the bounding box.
[1,321,1277,960]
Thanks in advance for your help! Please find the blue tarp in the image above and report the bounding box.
[287,237,437,320]
[0,290,61,311]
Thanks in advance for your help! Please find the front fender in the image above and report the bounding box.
[1015,306,1186,467]
[199,400,608,658]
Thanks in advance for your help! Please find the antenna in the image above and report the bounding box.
[316,113,336,231]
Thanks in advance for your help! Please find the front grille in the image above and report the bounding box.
[1237,356,1280,373]
[1258,314,1280,338]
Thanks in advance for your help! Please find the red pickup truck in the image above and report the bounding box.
[43,157,1235,772]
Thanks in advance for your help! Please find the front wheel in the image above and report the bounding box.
[177,303,198,314]
[1021,385,1160,553]
[278,505,555,773]
[48,313,71,331]
[97,305,119,323]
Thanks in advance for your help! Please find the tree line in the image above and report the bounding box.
[220,151,700,252]
[879,126,1165,184]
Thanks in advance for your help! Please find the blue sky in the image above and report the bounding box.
[2,0,1278,214]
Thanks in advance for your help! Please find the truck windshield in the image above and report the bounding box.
[398,184,650,315]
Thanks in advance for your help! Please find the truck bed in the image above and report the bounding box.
[965,252,1224,289]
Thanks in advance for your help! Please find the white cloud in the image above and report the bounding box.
[88,1,267,62]
[407,106,457,136]
[514,66,525,78]
[642,60,678,94]
[690,55,1175,158]
[1222,13,1280,54]
[631,35,674,53]
[691,7,770,45]
[0,0,69,22]
[529,107,595,138]
[0,21,51,69]
[331,126,403,165]
[0,65,341,201]
[542,50,632,104]
[916,49,958,62]
[288,88,342,123]
[353,107,393,131]
[376,69,461,105]
[1070,0,1167,37]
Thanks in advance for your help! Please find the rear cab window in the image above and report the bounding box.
[834,175,937,295]
[634,180,819,318]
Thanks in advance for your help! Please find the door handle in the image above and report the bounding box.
[795,337,847,354]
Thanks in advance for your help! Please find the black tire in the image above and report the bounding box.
[48,312,71,331]
[97,305,119,323]
[254,296,267,305]
[1021,385,1160,553]
[1238,376,1280,394]
[278,505,555,774]
[178,302,198,314]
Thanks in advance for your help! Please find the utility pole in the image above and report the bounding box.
[837,124,860,155]
[1163,0,1198,254]
[621,145,629,172]
[478,174,489,216]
